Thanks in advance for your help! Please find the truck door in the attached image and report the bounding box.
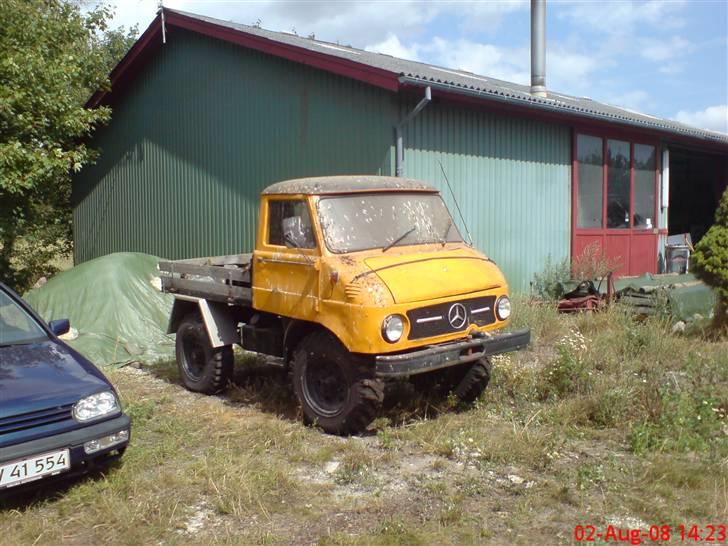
[252,197,320,319]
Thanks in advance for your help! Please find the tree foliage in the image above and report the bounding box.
[691,187,728,330]
[0,0,136,291]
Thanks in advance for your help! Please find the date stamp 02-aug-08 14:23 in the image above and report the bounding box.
[573,524,726,544]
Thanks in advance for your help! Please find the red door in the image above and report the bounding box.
[572,134,659,277]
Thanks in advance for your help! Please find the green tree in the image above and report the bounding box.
[691,187,728,331]
[0,0,136,291]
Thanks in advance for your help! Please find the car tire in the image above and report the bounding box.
[292,330,383,435]
[452,357,492,403]
[175,314,233,394]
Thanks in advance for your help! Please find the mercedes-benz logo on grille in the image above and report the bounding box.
[448,303,467,329]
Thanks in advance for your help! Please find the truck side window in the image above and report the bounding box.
[268,200,316,248]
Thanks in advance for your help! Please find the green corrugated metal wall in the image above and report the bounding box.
[73,30,397,262]
[401,101,572,291]
[74,29,572,292]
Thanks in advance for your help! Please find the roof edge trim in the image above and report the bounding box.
[399,76,728,150]
[89,8,401,108]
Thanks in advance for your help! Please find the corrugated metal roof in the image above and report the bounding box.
[169,9,728,146]
[262,176,436,195]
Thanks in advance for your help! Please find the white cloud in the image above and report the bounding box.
[557,0,687,35]
[103,0,526,45]
[367,35,601,97]
[421,38,529,84]
[457,0,528,34]
[674,105,728,134]
[606,90,652,112]
[640,36,693,62]
[366,34,420,61]
[547,45,602,93]
[658,62,685,75]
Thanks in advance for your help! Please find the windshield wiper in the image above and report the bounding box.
[441,221,452,246]
[383,226,416,253]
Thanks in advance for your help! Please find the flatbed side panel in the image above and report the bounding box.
[161,277,252,304]
[159,256,252,305]
[158,261,249,281]
[167,254,252,267]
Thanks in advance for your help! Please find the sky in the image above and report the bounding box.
[104,0,728,134]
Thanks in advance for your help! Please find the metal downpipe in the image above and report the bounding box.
[395,86,431,177]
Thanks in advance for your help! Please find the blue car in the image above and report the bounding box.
[0,282,130,492]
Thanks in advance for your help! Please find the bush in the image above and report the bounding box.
[629,390,724,454]
[531,256,571,300]
[572,241,622,281]
[691,187,728,331]
[538,329,592,400]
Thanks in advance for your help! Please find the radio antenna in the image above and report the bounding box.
[437,160,473,246]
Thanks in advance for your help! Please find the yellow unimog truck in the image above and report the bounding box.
[160,176,530,434]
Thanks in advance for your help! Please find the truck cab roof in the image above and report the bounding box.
[261,176,438,196]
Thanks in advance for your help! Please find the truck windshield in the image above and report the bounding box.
[0,290,48,346]
[317,193,463,253]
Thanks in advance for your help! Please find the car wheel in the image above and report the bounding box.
[292,330,383,435]
[452,357,492,403]
[175,314,233,394]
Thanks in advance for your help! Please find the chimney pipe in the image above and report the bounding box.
[530,0,547,97]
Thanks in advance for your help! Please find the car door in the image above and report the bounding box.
[252,197,320,320]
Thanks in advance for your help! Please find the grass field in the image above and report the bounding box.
[1,301,726,545]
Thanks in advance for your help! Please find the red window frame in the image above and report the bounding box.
[571,128,661,276]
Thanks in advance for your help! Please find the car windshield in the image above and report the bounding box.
[0,289,48,346]
[317,193,463,253]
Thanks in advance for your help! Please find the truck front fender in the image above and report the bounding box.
[168,296,238,348]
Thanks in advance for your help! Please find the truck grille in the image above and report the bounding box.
[407,296,497,340]
[0,404,74,436]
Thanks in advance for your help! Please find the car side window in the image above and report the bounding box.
[267,200,316,249]
[0,291,47,345]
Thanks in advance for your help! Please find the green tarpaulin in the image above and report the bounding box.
[24,253,175,366]
[562,273,717,321]
[611,273,716,321]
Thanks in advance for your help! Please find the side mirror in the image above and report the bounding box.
[282,216,310,249]
[49,319,70,337]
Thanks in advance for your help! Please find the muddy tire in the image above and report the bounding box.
[410,358,491,401]
[292,331,383,435]
[176,315,233,394]
[452,357,492,403]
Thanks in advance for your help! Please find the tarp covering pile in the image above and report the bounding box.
[614,273,716,321]
[557,273,716,321]
[24,253,175,367]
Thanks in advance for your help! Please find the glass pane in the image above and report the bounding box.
[0,290,48,346]
[577,135,603,228]
[317,193,462,253]
[607,139,631,229]
[267,200,316,248]
[633,144,656,229]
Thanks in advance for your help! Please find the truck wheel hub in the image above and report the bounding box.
[303,360,347,417]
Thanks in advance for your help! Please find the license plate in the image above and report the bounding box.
[0,449,70,489]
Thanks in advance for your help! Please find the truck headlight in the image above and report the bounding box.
[382,314,405,343]
[496,296,511,321]
[73,391,120,422]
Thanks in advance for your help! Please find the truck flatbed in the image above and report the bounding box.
[159,254,252,305]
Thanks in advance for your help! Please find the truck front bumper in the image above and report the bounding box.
[375,328,530,378]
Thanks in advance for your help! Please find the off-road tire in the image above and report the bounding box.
[452,357,492,403]
[292,330,384,435]
[175,314,233,394]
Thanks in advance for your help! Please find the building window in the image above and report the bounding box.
[576,134,657,231]
[607,139,631,229]
[576,134,603,228]
[267,200,316,248]
[633,144,656,229]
